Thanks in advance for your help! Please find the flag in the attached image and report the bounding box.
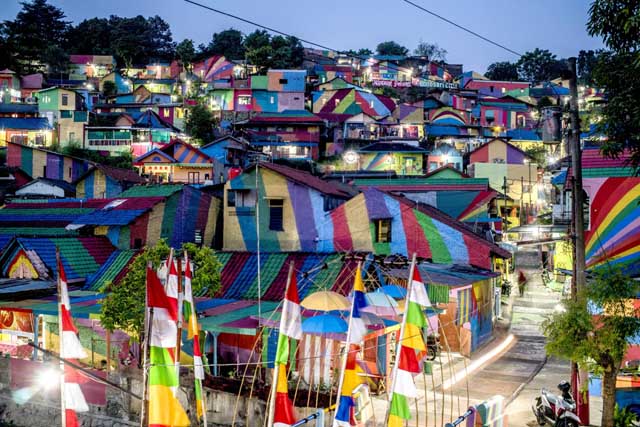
[146,265,189,427]
[333,265,368,427]
[57,257,88,427]
[387,267,431,427]
[183,256,206,420]
[272,270,302,427]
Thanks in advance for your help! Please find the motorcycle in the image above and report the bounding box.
[532,380,581,427]
[426,335,442,361]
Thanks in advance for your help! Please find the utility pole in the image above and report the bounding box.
[569,56,589,425]
[503,176,508,235]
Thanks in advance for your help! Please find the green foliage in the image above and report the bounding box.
[345,48,373,57]
[517,48,567,83]
[587,0,640,168]
[100,240,222,339]
[614,404,637,427]
[244,32,304,72]
[205,29,245,60]
[525,146,547,168]
[102,80,117,98]
[543,268,640,427]
[485,61,520,81]
[176,39,196,69]
[588,0,640,54]
[543,268,640,369]
[185,104,216,145]
[59,144,133,170]
[67,15,175,68]
[1,0,70,74]
[182,243,222,297]
[413,40,447,61]
[578,49,605,86]
[376,41,409,56]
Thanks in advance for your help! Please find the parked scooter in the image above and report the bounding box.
[532,381,581,427]
[426,335,442,361]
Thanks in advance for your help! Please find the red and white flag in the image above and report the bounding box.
[57,257,88,427]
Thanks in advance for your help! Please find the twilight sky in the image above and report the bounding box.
[2,0,604,72]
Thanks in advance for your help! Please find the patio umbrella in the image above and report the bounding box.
[376,285,407,299]
[301,291,350,311]
[302,314,348,336]
[362,292,400,317]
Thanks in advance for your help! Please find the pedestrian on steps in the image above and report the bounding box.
[518,270,527,297]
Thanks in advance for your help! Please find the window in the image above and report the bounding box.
[270,96,275,104]
[69,132,75,142]
[501,87,506,93]
[42,166,47,177]
[134,238,143,249]
[269,199,284,231]
[163,109,170,118]
[61,94,69,106]
[237,95,252,105]
[68,167,72,178]
[489,86,494,92]
[279,78,288,84]
[374,219,392,243]
[227,189,255,207]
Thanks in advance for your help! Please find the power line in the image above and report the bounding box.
[400,0,523,58]
[182,0,454,78]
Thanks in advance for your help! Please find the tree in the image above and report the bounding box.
[100,240,222,340]
[206,28,245,59]
[244,32,304,72]
[542,268,640,427]
[176,39,195,65]
[185,104,216,144]
[42,45,69,76]
[243,29,271,52]
[376,41,409,56]
[102,80,117,97]
[3,0,70,74]
[345,48,373,57]
[516,48,567,83]
[65,17,113,55]
[577,49,604,86]
[587,0,640,167]
[413,40,447,61]
[485,61,520,81]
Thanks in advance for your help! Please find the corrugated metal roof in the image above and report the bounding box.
[0,117,52,130]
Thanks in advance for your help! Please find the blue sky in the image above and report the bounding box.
[2,0,604,72]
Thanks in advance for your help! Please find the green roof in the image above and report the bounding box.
[583,167,637,178]
[86,250,138,291]
[352,178,490,186]
[0,227,78,236]
[118,184,184,197]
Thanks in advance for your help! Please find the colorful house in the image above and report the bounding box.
[351,175,497,224]
[565,148,640,276]
[239,110,324,160]
[74,164,146,199]
[36,87,88,147]
[134,140,222,184]
[68,55,116,80]
[6,141,93,183]
[312,87,395,118]
[0,236,116,283]
[467,138,539,219]
[427,145,464,171]
[321,189,510,269]
[0,117,53,147]
[463,76,530,98]
[193,55,237,83]
[14,178,76,199]
[0,69,22,103]
[355,142,427,175]
[223,162,355,252]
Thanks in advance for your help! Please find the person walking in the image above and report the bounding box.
[517,270,528,297]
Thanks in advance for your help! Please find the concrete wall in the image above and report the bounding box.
[0,357,267,427]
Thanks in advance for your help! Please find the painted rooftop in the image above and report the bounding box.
[358,142,427,153]
[85,249,138,291]
[117,184,184,197]
[0,237,116,282]
[246,110,324,125]
[0,117,52,130]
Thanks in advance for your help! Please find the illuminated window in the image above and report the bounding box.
[238,95,252,105]
[374,219,392,243]
[163,109,170,118]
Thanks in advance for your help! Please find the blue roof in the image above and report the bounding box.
[551,170,567,186]
[427,124,473,137]
[507,128,541,141]
[72,209,148,226]
[0,117,51,130]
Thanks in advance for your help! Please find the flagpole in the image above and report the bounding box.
[266,262,295,427]
[140,262,154,427]
[56,248,66,427]
[332,261,361,424]
[384,252,417,426]
[175,255,183,377]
